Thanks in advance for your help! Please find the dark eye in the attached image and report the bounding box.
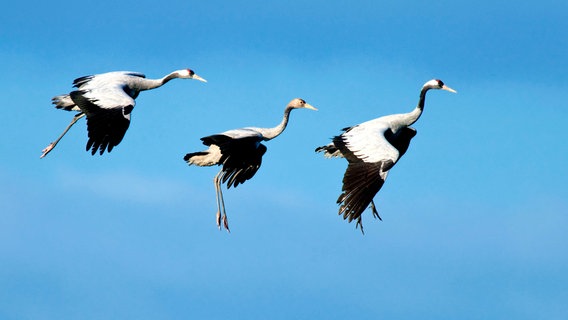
[437,79,445,87]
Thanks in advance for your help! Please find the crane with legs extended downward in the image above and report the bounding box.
[40,69,206,158]
[316,79,456,233]
[184,98,317,232]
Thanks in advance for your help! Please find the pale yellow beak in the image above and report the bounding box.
[192,74,207,83]
[442,85,457,93]
[304,103,317,111]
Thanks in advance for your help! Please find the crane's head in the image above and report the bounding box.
[424,79,457,93]
[178,69,207,82]
[288,98,317,111]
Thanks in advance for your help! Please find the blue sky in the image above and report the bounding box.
[1,1,567,319]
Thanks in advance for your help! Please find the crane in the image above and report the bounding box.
[316,79,456,233]
[184,98,317,232]
[40,69,206,158]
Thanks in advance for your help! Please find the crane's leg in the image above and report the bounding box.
[214,171,223,229]
[355,216,365,235]
[369,200,382,221]
[217,180,230,233]
[213,171,230,232]
[40,112,86,158]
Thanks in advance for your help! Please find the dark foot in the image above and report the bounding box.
[222,215,230,233]
[370,202,382,221]
[355,217,365,235]
[215,211,230,233]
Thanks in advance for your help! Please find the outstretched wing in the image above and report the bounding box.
[70,81,136,155]
[202,129,267,188]
[332,119,404,223]
[72,71,145,88]
[337,160,391,222]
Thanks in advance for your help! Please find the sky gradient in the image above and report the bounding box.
[1,1,567,319]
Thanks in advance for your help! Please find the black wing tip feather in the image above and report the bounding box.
[72,75,94,88]
[222,162,261,188]
[184,151,208,162]
[220,158,262,189]
[86,138,115,155]
[336,161,386,226]
[201,134,231,146]
[85,134,119,156]
[332,135,362,162]
[83,107,131,156]
[218,141,267,189]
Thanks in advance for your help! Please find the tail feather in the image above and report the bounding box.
[184,145,221,166]
[52,94,80,112]
[315,143,344,158]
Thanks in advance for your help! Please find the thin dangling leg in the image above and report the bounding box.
[213,170,230,232]
[369,200,382,221]
[355,216,365,235]
[214,171,223,229]
[40,112,86,158]
[355,201,380,235]
[217,178,230,233]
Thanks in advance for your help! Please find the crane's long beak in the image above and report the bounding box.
[304,103,318,111]
[193,74,207,83]
[442,85,457,93]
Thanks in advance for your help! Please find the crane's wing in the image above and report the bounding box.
[72,71,145,88]
[201,129,267,188]
[70,84,136,155]
[332,120,403,223]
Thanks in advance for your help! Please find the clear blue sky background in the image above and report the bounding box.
[1,1,567,319]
